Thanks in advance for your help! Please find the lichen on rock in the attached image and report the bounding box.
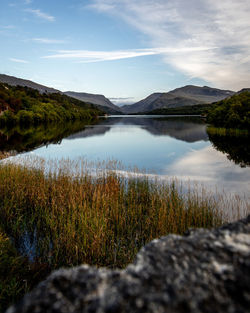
[6,215,250,313]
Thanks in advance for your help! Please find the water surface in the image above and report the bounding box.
[3,115,250,196]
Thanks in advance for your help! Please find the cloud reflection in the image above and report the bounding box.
[167,145,250,195]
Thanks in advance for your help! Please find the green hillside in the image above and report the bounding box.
[0,83,102,126]
[145,103,213,115]
[207,91,250,130]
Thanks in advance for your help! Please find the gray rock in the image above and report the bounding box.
[7,215,250,313]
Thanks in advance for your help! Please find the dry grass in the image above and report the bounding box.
[0,156,249,311]
[0,151,16,160]
[1,156,247,268]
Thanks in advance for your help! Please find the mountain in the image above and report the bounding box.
[0,74,60,94]
[236,88,250,94]
[121,93,162,114]
[64,91,121,113]
[0,74,121,113]
[121,85,235,114]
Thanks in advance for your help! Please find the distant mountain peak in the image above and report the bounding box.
[121,85,235,114]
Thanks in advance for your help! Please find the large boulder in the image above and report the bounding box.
[7,215,250,313]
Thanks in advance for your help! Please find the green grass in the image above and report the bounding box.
[207,126,249,136]
[0,157,249,311]
[0,228,50,313]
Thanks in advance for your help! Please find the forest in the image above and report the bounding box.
[207,91,250,130]
[0,83,102,126]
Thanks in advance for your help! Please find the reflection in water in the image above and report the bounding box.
[67,116,209,143]
[167,145,250,194]
[1,116,249,196]
[0,116,208,153]
[0,119,98,153]
[208,133,250,168]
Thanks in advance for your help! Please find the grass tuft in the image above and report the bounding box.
[0,156,249,311]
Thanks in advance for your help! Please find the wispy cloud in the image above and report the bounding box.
[24,0,32,4]
[25,8,55,22]
[32,38,67,44]
[9,58,29,64]
[2,25,15,29]
[43,47,213,63]
[89,0,250,90]
[43,49,156,62]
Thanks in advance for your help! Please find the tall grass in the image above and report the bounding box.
[0,156,249,310]
[1,156,246,267]
[0,151,16,160]
[207,126,249,136]
[0,229,49,313]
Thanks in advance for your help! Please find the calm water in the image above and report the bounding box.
[3,115,250,196]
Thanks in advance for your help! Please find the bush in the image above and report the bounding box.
[207,92,250,130]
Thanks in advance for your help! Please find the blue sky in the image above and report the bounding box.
[1,0,250,104]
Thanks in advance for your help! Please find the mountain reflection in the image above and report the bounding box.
[67,116,208,143]
[2,116,249,197]
[2,117,248,172]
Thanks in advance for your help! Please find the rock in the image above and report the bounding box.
[6,215,250,313]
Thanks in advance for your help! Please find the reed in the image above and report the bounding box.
[0,156,249,311]
[207,126,249,136]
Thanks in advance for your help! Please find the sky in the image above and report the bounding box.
[1,0,250,104]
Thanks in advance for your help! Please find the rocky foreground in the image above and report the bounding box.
[7,215,250,313]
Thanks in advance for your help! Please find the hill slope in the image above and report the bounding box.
[0,74,121,113]
[122,85,235,114]
[121,93,162,114]
[0,83,102,126]
[0,74,60,94]
[207,91,250,130]
[64,91,121,113]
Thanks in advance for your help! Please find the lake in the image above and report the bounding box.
[3,115,249,197]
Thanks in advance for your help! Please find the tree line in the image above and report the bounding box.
[0,83,102,126]
[207,91,250,130]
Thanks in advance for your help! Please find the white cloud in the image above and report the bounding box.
[9,58,29,64]
[89,0,250,90]
[32,38,66,44]
[109,97,135,105]
[43,48,156,62]
[25,9,55,22]
[43,46,213,63]
[24,0,32,4]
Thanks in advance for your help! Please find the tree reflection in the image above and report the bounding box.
[0,119,99,153]
[208,133,250,167]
